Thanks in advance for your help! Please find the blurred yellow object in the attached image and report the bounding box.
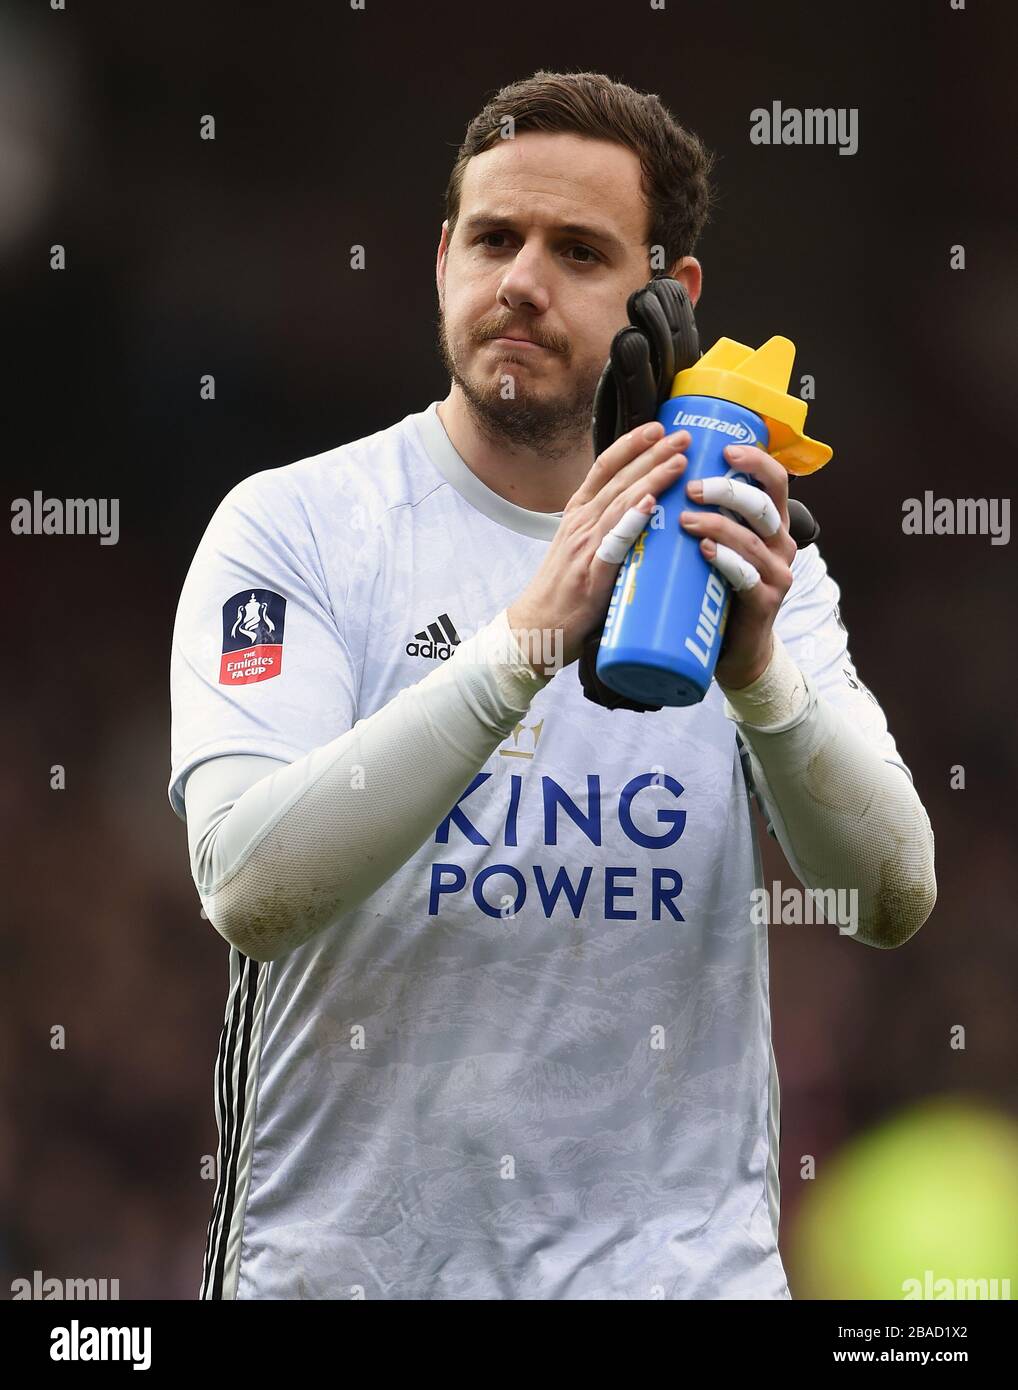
[788,1097,1018,1299]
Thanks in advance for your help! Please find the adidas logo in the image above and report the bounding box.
[406,612,461,660]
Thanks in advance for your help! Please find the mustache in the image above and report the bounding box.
[472,320,566,353]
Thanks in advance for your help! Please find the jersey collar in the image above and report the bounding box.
[413,401,562,542]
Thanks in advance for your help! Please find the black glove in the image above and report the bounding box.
[580,276,820,713]
[591,275,700,459]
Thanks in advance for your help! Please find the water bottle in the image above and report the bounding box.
[595,335,832,707]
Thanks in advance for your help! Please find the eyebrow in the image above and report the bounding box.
[460,212,629,258]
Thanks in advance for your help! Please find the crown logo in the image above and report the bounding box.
[498,718,545,760]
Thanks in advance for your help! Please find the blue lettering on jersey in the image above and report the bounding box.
[427,862,684,921]
[429,771,687,922]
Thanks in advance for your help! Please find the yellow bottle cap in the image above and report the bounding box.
[670,335,832,475]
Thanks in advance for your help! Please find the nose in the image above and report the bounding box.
[495,242,552,316]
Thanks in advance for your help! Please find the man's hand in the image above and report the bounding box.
[679,442,798,691]
[578,275,819,711]
[506,422,691,677]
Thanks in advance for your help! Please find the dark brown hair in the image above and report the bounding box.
[444,69,718,273]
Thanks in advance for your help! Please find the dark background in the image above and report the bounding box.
[3,0,1015,1298]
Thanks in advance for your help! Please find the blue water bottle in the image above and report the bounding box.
[596,335,833,707]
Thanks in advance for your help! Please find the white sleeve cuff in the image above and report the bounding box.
[719,642,937,947]
[719,632,810,732]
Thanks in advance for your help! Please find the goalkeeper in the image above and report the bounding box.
[168,71,935,1302]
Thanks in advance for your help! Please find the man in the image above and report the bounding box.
[168,70,936,1300]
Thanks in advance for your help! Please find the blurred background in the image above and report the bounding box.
[2,0,1015,1299]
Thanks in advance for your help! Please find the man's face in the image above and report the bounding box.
[436,131,666,459]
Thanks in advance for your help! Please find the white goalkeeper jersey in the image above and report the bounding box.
[168,400,909,1300]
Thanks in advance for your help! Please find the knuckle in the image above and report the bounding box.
[616,491,649,528]
[564,521,594,557]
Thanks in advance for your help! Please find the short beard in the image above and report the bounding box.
[436,304,603,461]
